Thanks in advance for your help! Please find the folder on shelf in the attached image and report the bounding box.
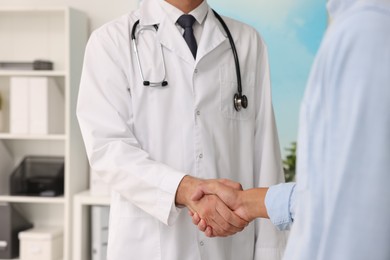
[29,77,64,135]
[9,77,64,135]
[10,77,29,134]
[91,206,110,260]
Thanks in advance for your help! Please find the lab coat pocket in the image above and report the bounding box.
[219,64,254,120]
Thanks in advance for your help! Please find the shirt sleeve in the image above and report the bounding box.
[265,182,296,231]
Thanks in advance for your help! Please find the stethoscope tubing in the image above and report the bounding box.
[212,10,243,95]
[131,9,248,110]
[132,21,168,86]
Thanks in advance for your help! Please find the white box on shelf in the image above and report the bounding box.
[90,169,111,197]
[10,77,29,134]
[19,226,63,260]
[29,77,64,135]
[91,206,109,260]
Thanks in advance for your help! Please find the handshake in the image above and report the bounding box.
[175,176,269,238]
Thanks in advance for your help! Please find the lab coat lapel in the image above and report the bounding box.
[157,18,195,65]
[196,9,228,63]
[140,0,195,64]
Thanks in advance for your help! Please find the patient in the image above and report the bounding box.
[190,0,390,260]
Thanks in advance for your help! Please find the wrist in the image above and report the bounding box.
[175,175,202,206]
[244,188,269,220]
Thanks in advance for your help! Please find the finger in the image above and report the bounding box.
[191,182,219,201]
[206,198,243,236]
[191,187,206,201]
[188,210,194,217]
[205,226,213,237]
[192,181,235,202]
[200,182,240,210]
[217,179,243,191]
[206,217,232,237]
[197,218,207,232]
[215,199,248,231]
[192,212,201,225]
[199,196,234,236]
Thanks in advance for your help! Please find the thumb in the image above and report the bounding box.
[191,187,206,201]
[217,179,243,191]
[191,182,218,201]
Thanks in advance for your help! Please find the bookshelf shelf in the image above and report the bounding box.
[0,195,65,204]
[0,70,67,77]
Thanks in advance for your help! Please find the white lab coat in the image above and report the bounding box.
[77,0,287,259]
[284,0,390,259]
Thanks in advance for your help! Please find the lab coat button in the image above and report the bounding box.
[200,241,204,246]
[196,110,201,116]
[199,153,203,159]
[194,68,198,73]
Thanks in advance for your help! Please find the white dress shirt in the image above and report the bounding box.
[159,0,208,44]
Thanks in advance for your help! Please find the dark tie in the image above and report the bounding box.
[177,14,197,58]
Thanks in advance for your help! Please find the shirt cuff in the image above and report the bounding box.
[265,182,296,231]
[157,172,186,226]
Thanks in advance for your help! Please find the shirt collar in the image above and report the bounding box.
[159,0,209,26]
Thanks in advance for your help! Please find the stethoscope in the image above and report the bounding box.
[131,10,248,111]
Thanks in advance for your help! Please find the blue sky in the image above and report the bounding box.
[209,0,327,157]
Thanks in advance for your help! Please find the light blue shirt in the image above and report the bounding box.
[266,0,390,259]
[265,182,296,230]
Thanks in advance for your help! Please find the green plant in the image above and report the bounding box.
[283,142,296,182]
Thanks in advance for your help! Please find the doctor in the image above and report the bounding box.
[77,0,287,259]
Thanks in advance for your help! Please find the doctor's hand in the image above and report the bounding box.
[176,176,248,237]
[189,181,269,237]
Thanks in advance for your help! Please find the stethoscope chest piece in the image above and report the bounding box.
[233,93,248,111]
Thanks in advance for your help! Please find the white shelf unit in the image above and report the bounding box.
[0,7,88,260]
[73,190,110,260]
